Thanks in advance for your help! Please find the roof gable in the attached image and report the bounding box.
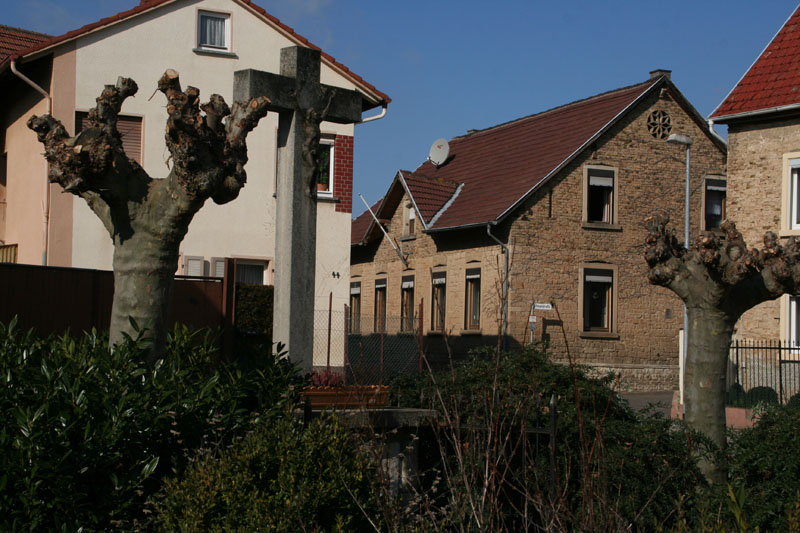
[0,25,50,64]
[399,171,460,228]
[711,6,800,121]
[412,79,659,230]
[0,0,389,107]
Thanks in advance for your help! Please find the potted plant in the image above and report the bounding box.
[302,368,389,409]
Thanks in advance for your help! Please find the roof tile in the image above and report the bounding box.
[0,25,51,64]
[411,80,656,229]
[712,6,800,119]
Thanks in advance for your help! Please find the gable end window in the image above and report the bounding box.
[197,11,231,52]
[579,263,618,338]
[583,166,617,226]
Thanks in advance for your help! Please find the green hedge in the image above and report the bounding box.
[155,415,377,531]
[0,318,299,530]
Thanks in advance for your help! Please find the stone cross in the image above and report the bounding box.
[234,46,363,372]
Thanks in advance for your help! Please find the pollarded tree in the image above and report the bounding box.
[644,212,800,482]
[28,70,269,362]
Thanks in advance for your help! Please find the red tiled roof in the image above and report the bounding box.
[0,0,389,107]
[400,171,460,226]
[412,79,657,230]
[352,200,381,245]
[711,6,800,120]
[0,25,51,64]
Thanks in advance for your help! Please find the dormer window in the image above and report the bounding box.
[197,11,230,51]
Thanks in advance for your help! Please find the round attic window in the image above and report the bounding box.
[647,110,672,139]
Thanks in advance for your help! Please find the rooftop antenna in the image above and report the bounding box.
[428,138,450,167]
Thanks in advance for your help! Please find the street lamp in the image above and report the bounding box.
[667,133,692,413]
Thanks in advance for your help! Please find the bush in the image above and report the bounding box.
[155,415,377,531]
[0,318,300,530]
[745,385,779,407]
[727,405,800,530]
[393,346,705,531]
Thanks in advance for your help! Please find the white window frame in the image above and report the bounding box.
[197,10,231,52]
[789,296,800,348]
[578,262,619,338]
[316,138,335,198]
[583,165,619,227]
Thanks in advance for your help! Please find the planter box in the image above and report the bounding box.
[302,385,389,409]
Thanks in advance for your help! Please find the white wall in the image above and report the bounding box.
[70,0,359,273]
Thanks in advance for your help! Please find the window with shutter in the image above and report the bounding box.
[75,112,142,165]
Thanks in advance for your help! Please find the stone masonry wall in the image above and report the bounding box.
[726,117,800,341]
[352,87,727,391]
[505,88,726,390]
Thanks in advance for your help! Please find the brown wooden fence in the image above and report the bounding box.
[0,261,236,352]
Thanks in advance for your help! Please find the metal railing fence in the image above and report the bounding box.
[727,339,800,408]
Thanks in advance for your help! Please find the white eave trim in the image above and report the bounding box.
[712,102,800,123]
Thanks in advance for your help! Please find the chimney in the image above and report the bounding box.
[650,69,672,80]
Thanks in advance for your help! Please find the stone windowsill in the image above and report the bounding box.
[316,195,340,204]
[581,221,622,232]
[427,330,445,337]
[460,329,483,336]
[780,229,800,239]
[192,48,239,59]
[579,330,620,340]
[399,234,417,242]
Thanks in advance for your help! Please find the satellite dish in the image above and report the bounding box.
[428,138,450,166]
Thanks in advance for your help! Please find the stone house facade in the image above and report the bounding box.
[710,5,800,344]
[352,71,727,391]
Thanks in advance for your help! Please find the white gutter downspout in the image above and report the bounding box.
[706,119,727,145]
[359,103,387,124]
[11,59,52,266]
[487,222,509,352]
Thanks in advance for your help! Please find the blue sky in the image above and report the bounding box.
[3,1,798,215]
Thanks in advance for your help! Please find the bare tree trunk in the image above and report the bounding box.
[28,71,269,362]
[644,212,800,483]
[685,306,733,483]
[109,232,182,360]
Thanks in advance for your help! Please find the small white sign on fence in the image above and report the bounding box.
[533,302,552,311]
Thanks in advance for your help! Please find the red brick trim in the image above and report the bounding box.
[334,135,353,213]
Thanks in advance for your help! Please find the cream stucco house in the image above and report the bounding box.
[0,0,389,364]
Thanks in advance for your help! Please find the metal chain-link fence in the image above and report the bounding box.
[312,306,423,386]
